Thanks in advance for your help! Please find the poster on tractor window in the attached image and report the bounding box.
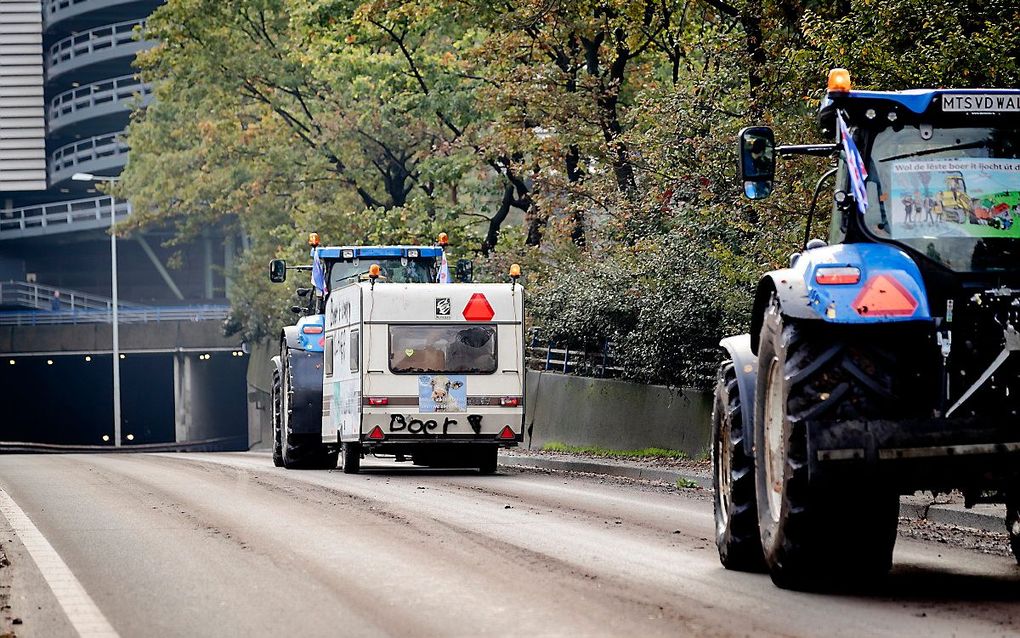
[888,159,1020,239]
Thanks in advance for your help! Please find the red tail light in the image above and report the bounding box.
[302,325,323,334]
[852,274,918,317]
[499,397,520,407]
[498,425,516,440]
[368,426,385,440]
[367,397,389,406]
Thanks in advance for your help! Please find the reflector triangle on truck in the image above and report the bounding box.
[462,293,495,321]
[498,425,516,440]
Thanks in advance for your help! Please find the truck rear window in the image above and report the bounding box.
[389,325,497,374]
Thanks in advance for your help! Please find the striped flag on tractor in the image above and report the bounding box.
[838,111,869,215]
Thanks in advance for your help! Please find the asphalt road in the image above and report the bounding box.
[1,452,1019,637]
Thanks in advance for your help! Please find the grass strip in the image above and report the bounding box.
[541,441,688,460]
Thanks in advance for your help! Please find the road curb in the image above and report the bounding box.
[500,455,711,489]
[500,455,1006,533]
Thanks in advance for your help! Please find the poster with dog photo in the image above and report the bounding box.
[418,374,467,413]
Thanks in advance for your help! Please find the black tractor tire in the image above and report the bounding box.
[341,442,362,474]
[271,369,284,468]
[1006,491,1020,565]
[712,361,765,571]
[754,298,906,590]
[477,446,498,475]
[279,344,328,470]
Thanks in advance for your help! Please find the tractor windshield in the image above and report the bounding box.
[861,125,1020,272]
[328,257,436,289]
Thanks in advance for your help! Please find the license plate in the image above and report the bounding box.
[941,93,1020,112]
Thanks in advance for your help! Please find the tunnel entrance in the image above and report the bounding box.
[0,351,247,447]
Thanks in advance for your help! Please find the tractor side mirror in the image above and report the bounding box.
[269,259,287,283]
[738,126,776,200]
[455,259,474,283]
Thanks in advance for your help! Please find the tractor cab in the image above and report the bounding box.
[742,71,1020,276]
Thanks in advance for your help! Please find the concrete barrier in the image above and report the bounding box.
[524,371,712,458]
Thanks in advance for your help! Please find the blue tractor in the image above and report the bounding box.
[714,69,1020,589]
[268,234,456,469]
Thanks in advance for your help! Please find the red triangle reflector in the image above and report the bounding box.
[462,293,495,321]
[498,425,516,440]
[368,426,385,440]
[852,274,917,317]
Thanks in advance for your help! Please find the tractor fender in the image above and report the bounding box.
[282,325,303,350]
[283,315,326,352]
[720,334,758,458]
[749,270,815,354]
[749,243,932,353]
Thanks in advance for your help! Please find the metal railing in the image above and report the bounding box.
[50,75,152,129]
[526,329,624,378]
[0,280,139,313]
[50,132,129,180]
[48,18,147,70]
[0,196,129,239]
[0,305,230,326]
[44,0,140,27]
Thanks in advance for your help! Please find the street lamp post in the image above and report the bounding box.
[73,172,122,447]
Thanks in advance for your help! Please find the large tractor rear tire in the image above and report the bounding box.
[477,446,498,475]
[271,369,284,467]
[1006,491,1020,565]
[712,361,765,571]
[340,442,362,474]
[280,343,329,469]
[754,299,905,590]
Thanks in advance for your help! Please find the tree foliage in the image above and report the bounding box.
[121,0,1020,384]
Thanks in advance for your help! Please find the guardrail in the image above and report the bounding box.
[50,132,129,182]
[0,306,230,326]
[48,18,146,72]
[0,196,130,240]
[526,329,623,378]
[0,280,137,313]
[50,75,152,130]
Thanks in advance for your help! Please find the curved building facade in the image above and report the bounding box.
[0,0,231,305]
[0,1,249,449]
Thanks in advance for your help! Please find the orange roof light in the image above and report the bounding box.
[827,68,852,93]
[437,232,449,246]
[509,263,521,278]
[308,232,320,246]
[368,263,381,278]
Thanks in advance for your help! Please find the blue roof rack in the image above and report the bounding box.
[831,89,1020,114]
[314,245,444,259]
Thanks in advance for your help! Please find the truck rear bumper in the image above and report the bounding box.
[356,437,519,454]
[807,417,1020,491]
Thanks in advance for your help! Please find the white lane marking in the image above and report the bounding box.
[0,487,119,638]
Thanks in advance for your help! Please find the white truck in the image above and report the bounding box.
[322,276,525,473]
